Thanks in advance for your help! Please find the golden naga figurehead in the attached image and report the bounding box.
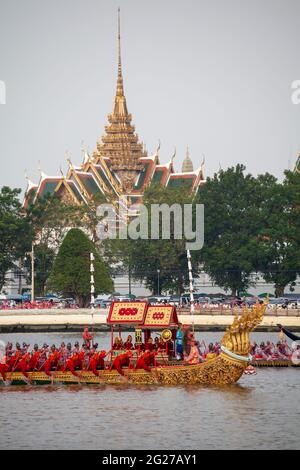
[221,301,267,360]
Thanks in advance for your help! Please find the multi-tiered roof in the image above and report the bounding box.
[23,10,205,210]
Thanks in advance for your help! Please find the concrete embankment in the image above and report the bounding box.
[0,309,300,333]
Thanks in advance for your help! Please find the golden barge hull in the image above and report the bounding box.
[0,353,246,386]
[1,359,298,387]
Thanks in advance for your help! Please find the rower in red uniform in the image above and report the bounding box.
[14,351,31,378]
[75,346,85,371]
[0,362,9,381]
[86,344,107,376]
[8,343,22,372]
[64,351,80,376]
[111,350,133,376]
[43,345,59,376]
[0,347,10,381]
[63,341,82,376]
[135,351,156,372]
[28,345,41,372]
[56,343,65,371]
[57,343,72,371]
[38,343,49,371]
[0,343,13,380]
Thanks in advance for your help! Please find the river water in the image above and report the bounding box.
[0,332,299,450]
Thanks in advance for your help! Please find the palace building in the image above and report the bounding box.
[23,10,205,210]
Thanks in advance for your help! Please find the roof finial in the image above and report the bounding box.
[201,154,205,169]
[116,7,124,97]
[38,160,47,180]
[81,141,90,164]
[24,169,37,193]
[65,151,73,170]
[59,166,65,179]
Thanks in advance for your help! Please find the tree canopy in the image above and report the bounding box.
[47,228,113,306]
[257,170,300,296]
[0,187,33,290]
[104,184,200,294]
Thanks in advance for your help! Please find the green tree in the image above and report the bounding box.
[196,165,267,296]
[26,194,91,249]
[25,193,107,293]
[258,170,300,296]
[47,228,113,307]
[24,244,56,297]
[0,187,33,290]
[104,184,200,295]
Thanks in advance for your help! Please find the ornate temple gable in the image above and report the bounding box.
[193,167,206,191]
[55,179,84,205]
[147,148,175,187]
[34,175,63,203]
[71,171,105,198]
[66,165,91,201]
[94,9,147,194]
[82,161,115,197]
[85,156,123,197]
[151,156,174,186]
[23,177,38,209]
[132,151,159,193]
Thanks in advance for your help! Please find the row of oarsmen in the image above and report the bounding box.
[0,342,157,381]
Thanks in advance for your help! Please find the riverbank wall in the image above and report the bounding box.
[0,309,300,333]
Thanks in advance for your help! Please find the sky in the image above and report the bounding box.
[0,0,300,193]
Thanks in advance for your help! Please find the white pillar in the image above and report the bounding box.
[31,243,35,303]
[187,250,195,314]
[90,253,95,312]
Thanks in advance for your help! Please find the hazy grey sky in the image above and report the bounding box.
[1,0,300,192]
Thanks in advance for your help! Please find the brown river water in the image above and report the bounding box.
[0,332,299,450]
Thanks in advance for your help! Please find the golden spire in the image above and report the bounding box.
[114,8,128,115]
[95,8,146,193]
[117,8,123,92]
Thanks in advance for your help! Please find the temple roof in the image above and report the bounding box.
[23,10,206,210]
